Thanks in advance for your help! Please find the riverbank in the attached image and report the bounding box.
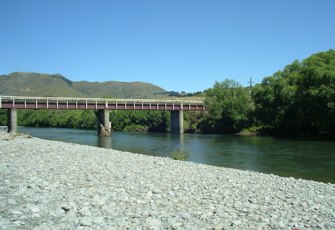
[0,133,334,229]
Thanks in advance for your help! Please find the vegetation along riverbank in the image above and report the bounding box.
[1,50,335,138]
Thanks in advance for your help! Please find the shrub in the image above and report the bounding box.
[170,149,191,161]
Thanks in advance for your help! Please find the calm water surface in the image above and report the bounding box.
[19,127,335,184]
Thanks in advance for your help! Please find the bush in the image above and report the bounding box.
[170,149,191,161]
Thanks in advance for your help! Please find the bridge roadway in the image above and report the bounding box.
[0,96,206,135]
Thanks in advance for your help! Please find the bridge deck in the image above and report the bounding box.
[0,96,206,111]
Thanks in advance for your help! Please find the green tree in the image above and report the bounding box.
[252,66,299,133]
[0,110,7,126]
[252,49,335,136]
[79,110,96,129]
[296,50,335,134]
[202,79,253,133]
[184,111,205,133]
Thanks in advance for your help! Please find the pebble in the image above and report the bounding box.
[79,217,92,226]
[181,212,192,220]
[144,218,161,229]
[93,216,105,224]
[0,134,334,229]
[78,207,91,217]
[8,198,17,205]
[30,206,40,213]
[11,210,24,215]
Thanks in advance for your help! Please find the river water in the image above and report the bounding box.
[19,127,335,184]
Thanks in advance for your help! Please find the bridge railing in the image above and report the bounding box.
[0,96,206,111]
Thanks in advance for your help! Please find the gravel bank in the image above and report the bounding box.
[0,133,334,229]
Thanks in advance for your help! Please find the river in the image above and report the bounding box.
[19,127,335,184]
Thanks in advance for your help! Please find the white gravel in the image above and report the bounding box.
[0,133,334,229]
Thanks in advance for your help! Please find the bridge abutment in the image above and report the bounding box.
[7,109,17,133]
[95,109,112,136]
[170,110,183,134]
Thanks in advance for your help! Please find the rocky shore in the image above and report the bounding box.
[0,133,334,229]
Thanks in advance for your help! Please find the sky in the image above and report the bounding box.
[1,0,334,93]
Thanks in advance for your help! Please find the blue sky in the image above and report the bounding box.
[1,0,334,92]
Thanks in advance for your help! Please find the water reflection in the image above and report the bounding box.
[179,134,184,145]
[98,136,112,149]
[19,127,335,183]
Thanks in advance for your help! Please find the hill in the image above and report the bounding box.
[73,81,166,98]
[0,72,167,98]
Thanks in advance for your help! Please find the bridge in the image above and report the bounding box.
[0,96,206,135]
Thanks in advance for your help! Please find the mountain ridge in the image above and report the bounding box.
[0,72,167,99]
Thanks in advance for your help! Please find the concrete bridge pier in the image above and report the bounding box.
[95,109,112,136]
[7,109,17,133]
[170,110,184,134]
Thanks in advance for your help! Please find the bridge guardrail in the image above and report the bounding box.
[0,96,206,111]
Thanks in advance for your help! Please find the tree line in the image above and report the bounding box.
[0,109,170,132]
[202,49,335,137]
[252,49,335,136]
[1,50,334,137]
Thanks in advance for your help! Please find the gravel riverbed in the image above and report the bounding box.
[0,133,334,229]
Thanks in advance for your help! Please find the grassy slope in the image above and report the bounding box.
[0,72,86,97]
[0,72,167,98]
[73,81,166,98]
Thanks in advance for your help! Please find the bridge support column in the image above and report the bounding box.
[170,110,183,134]
[7,109,17,133]
[95,109,111,136]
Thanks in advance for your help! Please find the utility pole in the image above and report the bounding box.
[248,77,253,94]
